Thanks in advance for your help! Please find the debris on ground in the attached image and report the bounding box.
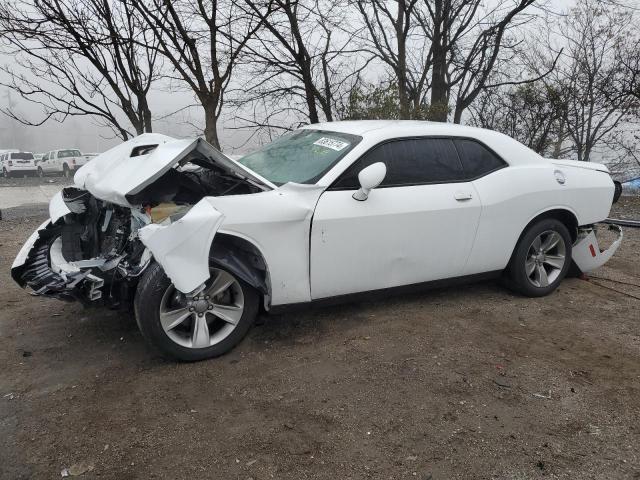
[61,462,94,477]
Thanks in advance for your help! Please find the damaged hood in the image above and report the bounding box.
[74,133,275,207]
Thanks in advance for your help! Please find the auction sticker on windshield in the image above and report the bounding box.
[313,137,350,151]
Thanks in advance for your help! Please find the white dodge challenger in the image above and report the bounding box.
[11,121,622,361]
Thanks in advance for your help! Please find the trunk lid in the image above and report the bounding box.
[548,158,610,174]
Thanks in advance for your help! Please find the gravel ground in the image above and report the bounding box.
[0,197,639,480]
[0,175,74,188]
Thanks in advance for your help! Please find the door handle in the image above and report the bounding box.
[454,191,473,201]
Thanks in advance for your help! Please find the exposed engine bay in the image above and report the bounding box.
[11,137,266,307]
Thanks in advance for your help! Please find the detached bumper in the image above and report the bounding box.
[572,225,623,273]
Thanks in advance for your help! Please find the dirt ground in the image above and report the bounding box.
[1,198,639,480]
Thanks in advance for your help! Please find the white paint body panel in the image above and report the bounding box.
[138,199,225,293]
[203,184,323,305]
[310,183,481,298]
[74,134,197,207]
[74,133,274,207]
[464,164,613,275]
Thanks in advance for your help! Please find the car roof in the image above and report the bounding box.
[302,120,494,139]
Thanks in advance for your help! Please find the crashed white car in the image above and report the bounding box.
[11,121,622,361]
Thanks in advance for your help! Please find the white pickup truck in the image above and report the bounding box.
[37,149,90,178]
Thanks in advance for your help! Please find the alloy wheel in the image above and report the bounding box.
[525,230,567,288]
[159,268,245,349]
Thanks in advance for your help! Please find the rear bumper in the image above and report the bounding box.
[6,165,37,172]
[572,225,623,273]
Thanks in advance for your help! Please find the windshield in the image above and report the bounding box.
[237,129,361,185]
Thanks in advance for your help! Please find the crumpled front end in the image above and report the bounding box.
[11,134,269,306]
[11,188,152,306]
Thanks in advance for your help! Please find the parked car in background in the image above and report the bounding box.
[1,151,37,178]
[37,149,88,178]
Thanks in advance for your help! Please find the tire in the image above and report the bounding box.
[3,168,10,178]
[506,218,572,297]
[134,262,259,361]
[37,167,44,178]
[62,164,71,178]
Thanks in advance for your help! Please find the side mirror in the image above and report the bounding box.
[353,162,387,201]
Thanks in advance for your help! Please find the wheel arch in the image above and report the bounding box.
[210,232,271,309]
[523,208,579,243]
[507,207,579,268]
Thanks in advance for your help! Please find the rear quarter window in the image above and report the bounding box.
[454,139,506,179]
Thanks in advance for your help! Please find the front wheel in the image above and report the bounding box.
[506,218,572,297]
[134,262,259,361]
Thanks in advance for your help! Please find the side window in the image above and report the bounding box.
[454,139,506,179]
[332,138,464,189]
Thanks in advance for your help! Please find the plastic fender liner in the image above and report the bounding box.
[209,243,268,295]
[138,199,224,293]
[572,225,623,273]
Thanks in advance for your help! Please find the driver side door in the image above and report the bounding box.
[310,137,481,299]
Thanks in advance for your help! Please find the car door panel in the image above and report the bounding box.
[310,183,481,299]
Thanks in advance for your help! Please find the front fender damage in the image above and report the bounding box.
[138,199,224,293]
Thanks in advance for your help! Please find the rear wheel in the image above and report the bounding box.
[506,218,572,297]
[134,262,259,361]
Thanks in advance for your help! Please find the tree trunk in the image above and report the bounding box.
[453,104,464,124]
[305,82,320,124]
[551,120,565,158]
[203,110,220,149]
[139,95,153,133]
[396,2,410,119]
[429,0,448,122]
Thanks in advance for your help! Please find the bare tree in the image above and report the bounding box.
[235,0,368,132]
[0,0,159,140]
[129,0,264,149]
[533,0,638,162]
[469,81,570,156]
[445,0,544,123]
[350,0,428,119]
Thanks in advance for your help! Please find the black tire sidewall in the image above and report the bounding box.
[134,262,259,361]
[508,218,573,297]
